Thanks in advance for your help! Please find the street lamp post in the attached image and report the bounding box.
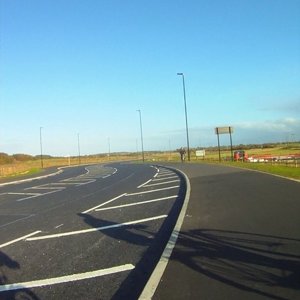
[177,72,190,161]
[40,127,44,168]
[137,109,145,162]
[77,133,81,165]
[108,137,111,160]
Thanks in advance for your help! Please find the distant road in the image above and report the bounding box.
[0,163,187,300]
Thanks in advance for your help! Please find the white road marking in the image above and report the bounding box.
[25,186,65,190]
[152,176,178,182]
[0,231,41,249]
[61,178,93,182]
[81,193,127,214]
[54,224,64,229]
[143,180,180,187]
[157,172,174,176]
[0,169,63,187]
[126,186,179,196]
[0,214,35,229]
[153,172,159,178]
[7,192,41,196]
[16,190,59,202]
[50,182,81,185]
[137,179,152,188]
[103,174,111,178]
[75,180,96,186]
[95,195,177,211]
[26,215,167,241]
[0,264,135,292]
[139,167,191,300]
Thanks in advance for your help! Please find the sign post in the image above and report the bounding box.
[215,126,234,162]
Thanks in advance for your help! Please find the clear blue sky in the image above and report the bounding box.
[1,0,299,156]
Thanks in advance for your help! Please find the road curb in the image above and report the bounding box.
[138,166,191,300]
[0,168,63,187]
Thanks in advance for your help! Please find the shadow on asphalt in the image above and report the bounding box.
[78,166,187,300]
[0,251,40,300]
[78,213,153,246]
[172,229,300,300]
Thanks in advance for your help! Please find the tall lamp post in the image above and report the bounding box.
[40,126,44,168]
[177,72,190,161]
[137,109,145,162]
[107,137,111,160]
[77,133,81,165]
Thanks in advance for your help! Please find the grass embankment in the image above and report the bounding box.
[215,161,300,181]
[2,168,41,179]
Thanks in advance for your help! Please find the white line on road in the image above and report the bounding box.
[143,180,180,187]
[81,193,127,214]
[16,190,59,202]
[152,176,178,182]
[25,186,65,190]
[0,214,35,229]
[54,224,64,229]
[95,195,177,211]
[7,192,41,196]
[0,231,41,249]
[156,172,174,177]
[102,174,111,178]
[76,180,96,186]
[0,264,135,292]
[139,167,191,300]
[0,169,63,187]
[126,186,179,196]
[50,182,81,185]
[137,179,152,188]
[26,215,167,241]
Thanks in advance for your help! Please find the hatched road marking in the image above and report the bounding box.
[95,195,178,211]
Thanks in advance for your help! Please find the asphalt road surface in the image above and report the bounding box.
[152,162,300,300]
[0,163,187,300]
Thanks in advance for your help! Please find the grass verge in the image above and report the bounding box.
[1,168,42,179]
[207,161,300,181]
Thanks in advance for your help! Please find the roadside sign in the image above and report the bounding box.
[215,126,234,134]
[214,126,234,162]
[196,150,205,157]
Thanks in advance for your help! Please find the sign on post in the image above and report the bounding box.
[215,126,234,162]
[196,149,205,159]
[215,126,234,135]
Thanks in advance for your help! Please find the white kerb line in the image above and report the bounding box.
[0,264,135,292]
[0,231,41,249]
